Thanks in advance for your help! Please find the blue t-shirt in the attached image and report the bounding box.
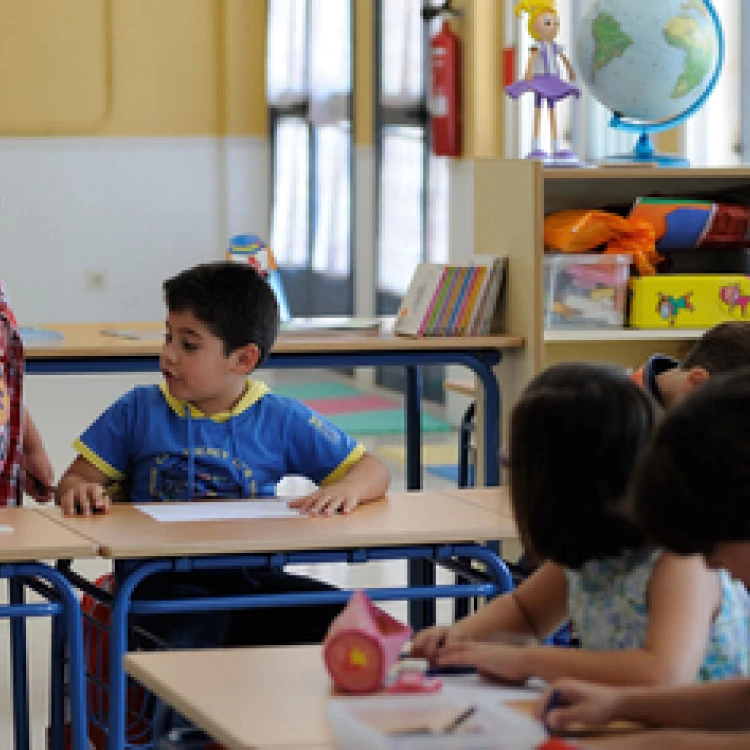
[74,380,366,502]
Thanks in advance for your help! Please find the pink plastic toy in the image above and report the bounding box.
[323,590,412,694]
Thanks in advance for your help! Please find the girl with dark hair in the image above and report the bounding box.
[412,363,748,688]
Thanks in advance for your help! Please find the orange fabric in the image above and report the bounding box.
[544,210,663,275]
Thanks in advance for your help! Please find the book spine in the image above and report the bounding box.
[471,262,497,336]
[447,267,475,336]
[437,267,465,336]
[416,267,449,337]
[468,266,493,336]
[425,267,456,335]
[477,260,504,335]
[459,267,486,335]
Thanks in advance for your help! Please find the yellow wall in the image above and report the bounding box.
[0,0,267,137]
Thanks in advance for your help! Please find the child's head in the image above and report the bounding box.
[659,322,750,407]
[161,262,280,413]
[633,368,750,587]
[510,362,656,570]
[164,261,280,365]
[514,1,559,42]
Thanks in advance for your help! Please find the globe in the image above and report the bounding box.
[575,0,724,164]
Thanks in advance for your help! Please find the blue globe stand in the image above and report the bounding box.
[604,0,724,168]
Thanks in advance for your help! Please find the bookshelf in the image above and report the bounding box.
[474,161,750,419]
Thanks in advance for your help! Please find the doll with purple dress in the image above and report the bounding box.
[506,1,580,164]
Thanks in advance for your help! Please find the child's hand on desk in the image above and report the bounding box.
[537,680,621,734]
[288,484,362,517]
[435,641,530,684]
[410,625,467,662]
[59,483,111,517]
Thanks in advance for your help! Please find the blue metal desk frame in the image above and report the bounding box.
[4,563,88,750]
[63,542,513,750]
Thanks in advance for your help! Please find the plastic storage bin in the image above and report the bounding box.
[544,254,630,329]
[630,274,750,328]
[326,693,547,749]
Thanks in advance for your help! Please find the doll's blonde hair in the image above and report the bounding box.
[514,1,558,40]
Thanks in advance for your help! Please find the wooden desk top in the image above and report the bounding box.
[445,487,513,517]
[24,322,524,359]
[124,645,639,750]
[39,491,518,560]
[0,508,97,561]
[124,646,337,749]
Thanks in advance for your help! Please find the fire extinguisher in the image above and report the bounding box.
[430,18,462,158]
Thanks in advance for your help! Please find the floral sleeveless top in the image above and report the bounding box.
[566,549,749,681]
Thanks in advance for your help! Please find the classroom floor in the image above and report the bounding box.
[3,368,462,748]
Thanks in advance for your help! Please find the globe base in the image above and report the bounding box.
[601,152,690,168]
[602,132,689,168]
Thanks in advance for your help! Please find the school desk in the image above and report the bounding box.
[39,491,518,750]
[0,507,98,750]
[122,645,644,749]
[25,321,523,632]
[443,487,513,516]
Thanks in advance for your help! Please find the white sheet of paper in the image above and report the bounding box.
[135,500,302,523]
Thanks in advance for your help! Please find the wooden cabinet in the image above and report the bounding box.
[474,160,750,413]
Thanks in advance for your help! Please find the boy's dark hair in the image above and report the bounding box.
[163,261,280,366]
[633,367,750,555]
[510,362,656,570]
[681,322,750,373]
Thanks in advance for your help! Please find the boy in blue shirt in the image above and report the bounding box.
[55,261,390,645]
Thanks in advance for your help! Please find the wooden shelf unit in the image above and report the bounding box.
[475,161,750,412]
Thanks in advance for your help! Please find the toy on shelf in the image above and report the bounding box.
[226,234,292,322]
[505,1,581,166]
[323,590,414,694]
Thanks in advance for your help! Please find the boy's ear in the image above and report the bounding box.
[685,365,710,390]
[232,343,260,374]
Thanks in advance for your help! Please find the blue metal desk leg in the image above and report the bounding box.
[49,613,66,750]
[10,578,30,750]
[405,365,435,631]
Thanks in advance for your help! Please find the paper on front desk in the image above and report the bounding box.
[135,500,302,522]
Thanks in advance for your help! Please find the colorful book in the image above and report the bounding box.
[394,264,446,337]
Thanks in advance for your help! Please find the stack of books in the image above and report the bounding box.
[394,256,507,338]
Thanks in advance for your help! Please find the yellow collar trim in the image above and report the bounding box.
[159,379,269,423]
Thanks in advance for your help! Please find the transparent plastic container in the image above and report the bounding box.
[544,254,631,329]
[326,693,547,749]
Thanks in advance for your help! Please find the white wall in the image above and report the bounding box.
[0,136,269,324]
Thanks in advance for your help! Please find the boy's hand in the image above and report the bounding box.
[435,641,529,684]
[410,625,467,663]
[537,680,620,733]
[288,484,362,517]
[60,484,111,517]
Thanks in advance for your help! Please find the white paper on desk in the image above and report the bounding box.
[135,500,302,523]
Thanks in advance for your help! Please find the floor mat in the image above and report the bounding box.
[269,382,453,435]
[376,443,469,484]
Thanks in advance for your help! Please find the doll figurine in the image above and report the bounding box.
[506,1,580,164]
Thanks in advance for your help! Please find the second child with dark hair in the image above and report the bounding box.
[55,261,390,647]
[411,363,748,687]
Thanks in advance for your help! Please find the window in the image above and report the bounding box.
[375,0,449,303]
[267,0,354,314]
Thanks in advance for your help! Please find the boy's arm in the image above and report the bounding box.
[56,456,112,516]
[544,679,750,735]
[288,452,389,516]
[21,408,55,502]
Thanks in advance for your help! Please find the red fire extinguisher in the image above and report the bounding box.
[430,19,462,158]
